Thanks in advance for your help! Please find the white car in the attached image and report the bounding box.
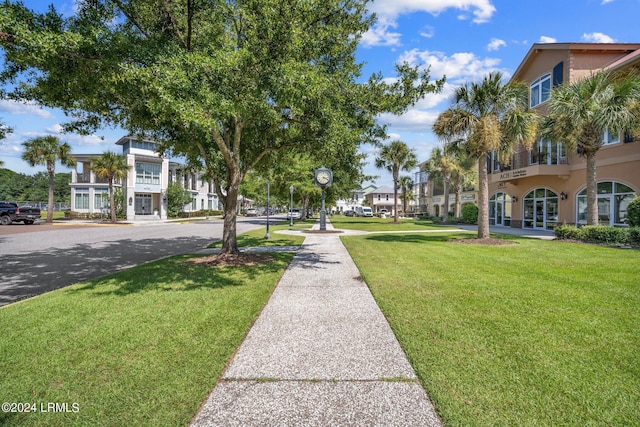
[287,209,302,220]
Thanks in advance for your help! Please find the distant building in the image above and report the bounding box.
[333,185,375,214]
[414,161,478,218]
[70,136,219,220]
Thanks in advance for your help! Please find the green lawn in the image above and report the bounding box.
[342,232,640,426]
[329,214,457,232]
[0,253,294,426]
[4,220,639,426]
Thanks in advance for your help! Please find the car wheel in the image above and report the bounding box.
[24,220,34,225]
[0,215,11,225]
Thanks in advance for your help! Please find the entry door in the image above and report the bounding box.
[135,194,152,215]
[598,196,611,225]
[495,200,504,225]
[534,200,545,229]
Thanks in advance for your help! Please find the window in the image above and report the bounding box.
[135,162,161,185]
[75,188,89,210]
[602,129,620,146]
[94,188,109,210]
[577,181,635,226]
[531,139,567,165]
[530,73,551,107]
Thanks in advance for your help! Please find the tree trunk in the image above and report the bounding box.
[442,175,450,224]
[46,163,55,223]
[454,183,461,218]
[477,153,490,239]
[393,167,399,223]
[108,179,117,223]
[220,173,241,255]
[586,151,598,225]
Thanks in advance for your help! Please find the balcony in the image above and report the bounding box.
[488,151,570,184]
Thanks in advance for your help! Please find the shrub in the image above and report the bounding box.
[627,195,640,227]
[627,227,640,246]
[461,204,478,224]
[554,224,583,240]
[580,226,627,244]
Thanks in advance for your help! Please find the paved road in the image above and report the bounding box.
[0,217,277,306]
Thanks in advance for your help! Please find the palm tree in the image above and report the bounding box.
[540,69,640,225]
[21,136,75,223]
[449,149,477,218]
[433,71,538,239]
[398,175,414,216]
[375,140,417,223]
[91,151,131,223]
[424,146,457,222]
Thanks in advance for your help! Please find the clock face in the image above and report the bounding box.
[317,170,331,185]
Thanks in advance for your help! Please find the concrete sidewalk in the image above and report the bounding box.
[190,220,442,426]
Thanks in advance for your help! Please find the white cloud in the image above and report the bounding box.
[396,49,508,83]
[581,32,616,43]
[377,109,441,133]
[46,124,65,134]
[363,0,497,47]
[487,38,506,51]
[371,0,496,24]
[420,25,435,38]
[0,100,52,118]
[361,17,402,47]
[601,0,614,4]
[539,36,557,43]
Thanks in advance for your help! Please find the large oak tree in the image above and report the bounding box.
[0,0,443,253]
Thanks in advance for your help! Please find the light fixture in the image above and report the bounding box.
[512,196,518,202]
[560,192,567,200]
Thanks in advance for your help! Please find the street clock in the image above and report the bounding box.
[314,167,333,188]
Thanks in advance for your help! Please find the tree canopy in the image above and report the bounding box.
[0,0,443,252]
[433,71,538,238]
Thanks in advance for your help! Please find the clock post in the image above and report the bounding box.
[314,167,333,231]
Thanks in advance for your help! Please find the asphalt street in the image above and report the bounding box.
[0,216,274,306]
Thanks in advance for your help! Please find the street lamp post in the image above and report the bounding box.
[265,181,270,239]
[289,185,294,227]
[320,188,326,231]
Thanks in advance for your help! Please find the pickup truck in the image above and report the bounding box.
[0,202,41,225]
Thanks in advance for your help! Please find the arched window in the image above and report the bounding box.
[523,188,558,230]
[577,181,636,226]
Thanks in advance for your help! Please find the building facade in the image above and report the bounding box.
[415,161,478,218]
[70,136,219,220]
[488,43,640,230]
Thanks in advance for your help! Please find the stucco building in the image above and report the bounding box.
[488,43,640,230]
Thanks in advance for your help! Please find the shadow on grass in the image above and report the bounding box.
[66,253,293,296]
[361,232,529,245]
[363,233,462,244]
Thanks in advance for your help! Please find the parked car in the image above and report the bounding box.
[245,208,258,217]
[356,206,373,217]
[0,202,41,225]
[345,210,354,217]
[287,209,302,220]
[377,209,389,218]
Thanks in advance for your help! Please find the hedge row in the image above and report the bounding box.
[555,224,640,246]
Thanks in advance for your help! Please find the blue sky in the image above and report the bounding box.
[1,0,639,188]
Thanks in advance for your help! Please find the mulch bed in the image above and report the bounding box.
[188,253,275,267]
[449,238,517,246]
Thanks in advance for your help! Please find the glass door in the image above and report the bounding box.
[135,194,152,215]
